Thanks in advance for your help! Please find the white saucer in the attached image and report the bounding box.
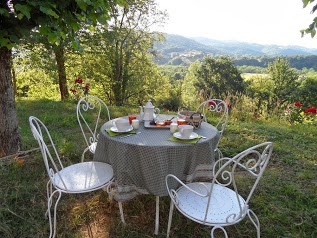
[110,126,133,133]
[173,132,199,140]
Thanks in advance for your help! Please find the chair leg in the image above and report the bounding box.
[118,201,126,224]
[247,209,260,238]
[211,226,228,238]
[104,182,125,224]
[47,189,62,238]
[155,196,159,235]
[166,200,174,238]
[45,180,53,218]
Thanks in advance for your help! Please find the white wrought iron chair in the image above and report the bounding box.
[77,95,111,161]
[190,99,229,180]
[196,99,229,158]
[166,142,273,238]
[29,116,124,238]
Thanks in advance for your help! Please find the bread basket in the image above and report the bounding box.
[177,108,204,129]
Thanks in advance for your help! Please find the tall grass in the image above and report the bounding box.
[0,98,316,237]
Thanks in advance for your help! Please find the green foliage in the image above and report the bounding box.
[68,0,168,106]
[301,0,317,37]
[245,74,273,117]
[195,56,245,99]
[16,69,59,100]
[287,103,305,124]
[0,0,127,49]
[238,65,267,74]
[68,77,90,101]
[236,55,317,71]
[1,99,316,237]
[154,34,317,68]
[296,73,317,106]
[181,61,201,107]
[286,102,317,125]
[66,48,171,107]
[267,57,299,113]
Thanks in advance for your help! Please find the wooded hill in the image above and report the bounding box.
[154,34,317,70]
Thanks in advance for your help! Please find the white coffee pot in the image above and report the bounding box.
[139,100,160,121]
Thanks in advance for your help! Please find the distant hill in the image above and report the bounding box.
[153,34,317,69]
[191,36,317,56]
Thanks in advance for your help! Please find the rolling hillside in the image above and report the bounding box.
[153,33,317,69]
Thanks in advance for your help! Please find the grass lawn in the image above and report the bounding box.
[1,99,316,237]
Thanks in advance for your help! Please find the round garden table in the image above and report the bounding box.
[93,114,220,234]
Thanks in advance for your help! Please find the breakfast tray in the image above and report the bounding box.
[144,121,171,129]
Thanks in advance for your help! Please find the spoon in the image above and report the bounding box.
[118,132,141,139]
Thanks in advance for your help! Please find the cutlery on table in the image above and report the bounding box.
[118,132,141,139]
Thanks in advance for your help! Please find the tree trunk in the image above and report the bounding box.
[53,45,69,101]
[10,57,17,96]
[0,47,21,157]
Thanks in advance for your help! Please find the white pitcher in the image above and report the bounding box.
[139,100,160,121]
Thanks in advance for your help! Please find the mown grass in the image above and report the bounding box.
[1,98,316,237]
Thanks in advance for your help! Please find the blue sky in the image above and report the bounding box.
[155,0,317,48]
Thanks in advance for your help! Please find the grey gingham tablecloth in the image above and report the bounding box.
[93,114,220,201]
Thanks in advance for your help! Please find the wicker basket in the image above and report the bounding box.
[177,109,204,129]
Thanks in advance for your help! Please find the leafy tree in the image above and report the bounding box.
[245,75,273,117]
[67,35,170,106]
[267,57,299,113]
[16,68,60,99]
[195,56,245,99]
[181,61,200,107]
[13,43,60,98]
[81,0,167,106]
[0,0,126,156]
[301,0,317,37]
[20,38,70,100]
[297,73,317,107]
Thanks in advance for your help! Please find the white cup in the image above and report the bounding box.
[178,125,194,138]
[131,119,139,129]
[170,122,178,133]
[115,118,130,131]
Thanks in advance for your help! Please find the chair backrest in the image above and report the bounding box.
[196,99,228,136]
[210,142,273,224]
[29,116,68,189]
[166,142,273,228]
[76,95,111,148]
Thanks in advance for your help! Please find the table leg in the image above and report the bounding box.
[155,196,159,235]
[118,201,126,224]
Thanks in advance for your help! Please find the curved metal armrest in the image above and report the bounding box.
[165,174,210,205]
[212,157,231,175]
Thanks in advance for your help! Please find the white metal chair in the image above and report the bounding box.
[29,116,124,238]
[166,142,273,238]
[76,95,111,161]
[189,99,229,181]
[196,99,229,157]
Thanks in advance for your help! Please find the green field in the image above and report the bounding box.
[1,99,316,237]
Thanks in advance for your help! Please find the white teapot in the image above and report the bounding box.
[139,100,160,121]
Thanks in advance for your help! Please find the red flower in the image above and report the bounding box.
[294,102,302,107]
[304,107,317,114]
[70,77,90,99]
[208,100,216,106]
[75,77,83,84]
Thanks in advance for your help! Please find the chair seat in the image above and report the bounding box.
[53,161,113,193]
[89,142,97,154]
[176,183,246,226]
